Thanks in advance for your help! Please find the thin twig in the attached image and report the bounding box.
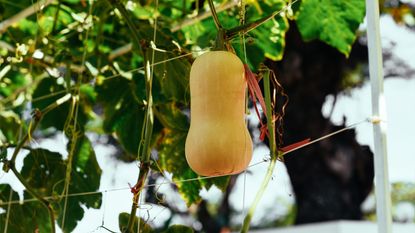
[207,0,223,30]
[227,0,300,38]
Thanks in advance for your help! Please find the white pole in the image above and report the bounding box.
[365,1,393,233]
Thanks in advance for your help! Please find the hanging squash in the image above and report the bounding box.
[185,51,253,176]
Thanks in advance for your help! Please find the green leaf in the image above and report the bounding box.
[164,225,194,233]
[67,135,102,209]
[0,184,52,233]
[0,110,22,144]
[95,75,146,156]
[152,51,191,104]
[0,147,6,160]
[58,135,103,232]
[158,132,201,205]
[0,69,28,98]
[118,212,154,233]
[19,135,102,233]
[154,103,189,132]
[32,77,87,131]
[249,1,289,61]
[158,131,229,206]
[296,0,366,56]
[233,1,289,70]
[20,149,67,197]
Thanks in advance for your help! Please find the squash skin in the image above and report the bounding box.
[185,51,253,176]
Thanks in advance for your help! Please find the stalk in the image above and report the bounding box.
[108,1,155,232]
[3,93,71,172]
[207,0,223,30]
[125,59,154,233]
[207,0,228,51]
[241,70,277,233]
[4,118,40,171]
[241,158,277,233]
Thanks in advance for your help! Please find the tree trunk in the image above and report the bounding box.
[268,22,374,224]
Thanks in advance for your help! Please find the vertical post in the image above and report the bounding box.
[365,1,392,233]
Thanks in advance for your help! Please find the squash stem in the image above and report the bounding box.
[207,0,229,51]
[212,28,228,51]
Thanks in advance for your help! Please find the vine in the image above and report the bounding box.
[108,0,156,231]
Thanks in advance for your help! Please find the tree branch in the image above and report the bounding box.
[0,0,54,33]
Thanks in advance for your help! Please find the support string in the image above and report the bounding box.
[3,188,13,233]
[0,118,370,207]
[281,118,370,156]
[2,47,211,112]
[103,48,210,81]
[60,1,94,229]
[240,0,248,219]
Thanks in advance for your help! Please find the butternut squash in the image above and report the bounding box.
[185,51,253,176]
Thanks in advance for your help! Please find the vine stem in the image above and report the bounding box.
[240,157,277,233]
[227,0,299,39]
[241,69,277,232]
[108,1,155,231]
[7,118,40,168]
[207,0,223,30]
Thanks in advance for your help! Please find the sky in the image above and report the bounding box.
[1,14,415,233]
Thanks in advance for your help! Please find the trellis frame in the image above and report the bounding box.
[365,1,393,233]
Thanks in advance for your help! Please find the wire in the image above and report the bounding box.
[281,119,370,156]
[3,188,13,233]
[0,118,371,207]
[61,2,95,230]
[103,48,210,81]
